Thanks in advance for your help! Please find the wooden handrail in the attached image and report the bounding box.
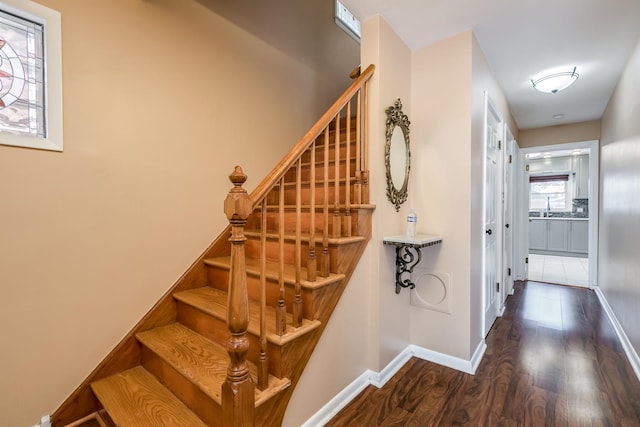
[249,64,375,208]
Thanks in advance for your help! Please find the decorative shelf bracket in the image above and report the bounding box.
[383,235,443,294]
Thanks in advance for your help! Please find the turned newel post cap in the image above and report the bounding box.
[224,166,251,221]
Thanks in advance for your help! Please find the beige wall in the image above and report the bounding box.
[599,38,640,355]
[470,34,517,354]
[408,31,516,360]
[284,15,413,425]
[365,15,413,372]
[0,1,354,425]
[519,120,601,148]
[410,31,473,359]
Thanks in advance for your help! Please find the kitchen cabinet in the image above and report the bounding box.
[572,155,589,198]
[568,220,588,253]
[529,219,547,250]
[547,220,568,251]
[529,218,588,255]
[529,155,589,199]
[528,156,572,173]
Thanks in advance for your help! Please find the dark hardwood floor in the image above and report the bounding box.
[326,281,640,426]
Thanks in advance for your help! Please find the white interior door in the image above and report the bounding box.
[483,94,503,336]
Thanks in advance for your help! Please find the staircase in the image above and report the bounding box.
[52,64,375,427]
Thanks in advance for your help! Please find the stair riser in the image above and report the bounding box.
[244,238,329,271]
[243,238,362,275]
[313,124,358,141]
[285,183,360,206]
[246,208,358,236]
[301,143,355,164]
[140,346,221,426]
[175,301,284,378]
[283,159,357,182]
[205,268,317,319]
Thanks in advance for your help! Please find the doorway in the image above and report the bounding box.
[518,140,599,288]
[483,94,503,336]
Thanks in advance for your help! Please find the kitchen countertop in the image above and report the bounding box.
[529,217,589,221]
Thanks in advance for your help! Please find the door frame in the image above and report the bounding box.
[501,127,516,305]
[482,92,504,337]
[516,140,599,288]
[513,144,529,282]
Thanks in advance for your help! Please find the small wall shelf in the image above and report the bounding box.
[383,234,443,294]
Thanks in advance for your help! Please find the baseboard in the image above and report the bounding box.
[300,368,376,427]
[411,340,486,375]
[34,415,50,427]
[594,286,640,382]
[301,347,414,427]
[302,343,485,426]
[371,346,414,387]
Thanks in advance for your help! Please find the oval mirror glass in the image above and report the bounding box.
[384,99,411,211]
[389,126,406,190]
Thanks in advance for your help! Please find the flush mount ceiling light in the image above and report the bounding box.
[531,67,579,94]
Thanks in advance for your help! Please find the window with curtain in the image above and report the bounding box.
[530,174,571,211]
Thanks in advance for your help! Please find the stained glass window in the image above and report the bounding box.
[0,10,45,138]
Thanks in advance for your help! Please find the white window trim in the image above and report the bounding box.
[0,0,62,151]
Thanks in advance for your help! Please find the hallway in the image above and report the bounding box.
[327,281,640,426]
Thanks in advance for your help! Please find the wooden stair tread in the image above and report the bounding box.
[203,256,345,290]
[136,323,290,405]
[91,366,207,427]
[174,287,322,346]
[243,230,365,246]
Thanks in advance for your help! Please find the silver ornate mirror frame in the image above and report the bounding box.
[385,98,411,211]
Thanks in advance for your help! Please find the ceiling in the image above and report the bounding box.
[341,0,640,130]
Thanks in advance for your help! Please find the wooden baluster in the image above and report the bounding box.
[307,141,317,282]
[222,166,255,427]
[293,160,302,327]
[258,199,268,391]
[321,128,330,277]
[276,177,287,335]
[332,115,342,238]
[343,101,352,237]
[362,80,370,205]
[354,89,362,205]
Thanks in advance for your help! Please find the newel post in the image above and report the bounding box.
[222,166,255,427]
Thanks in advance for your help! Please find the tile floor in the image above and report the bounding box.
[528,254,589,287]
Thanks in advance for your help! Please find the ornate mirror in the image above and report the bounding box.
[385,99,411,211]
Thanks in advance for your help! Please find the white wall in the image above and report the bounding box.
[599,38,640,355]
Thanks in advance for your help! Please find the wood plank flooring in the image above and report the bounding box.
[327,281,640,426]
